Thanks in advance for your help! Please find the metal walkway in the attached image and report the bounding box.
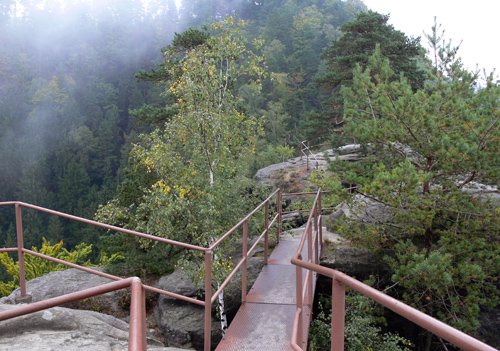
[216,229,315,351]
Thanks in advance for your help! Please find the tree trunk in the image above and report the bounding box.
[209,163,227,335]
[213,251,228,335]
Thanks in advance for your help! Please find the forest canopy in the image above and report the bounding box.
[0,1,498,349]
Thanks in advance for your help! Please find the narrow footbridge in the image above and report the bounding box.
[0,191,496,351]
[216,225,318,351]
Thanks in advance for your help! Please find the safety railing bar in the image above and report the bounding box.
[211,257,246,304]
[1,189,285,351]
[283,191,331,196]
[246,214,277,257]
[293,206,322,260]
[11,202,205,252]
[291,257,497,351]
[143,285,205,306]
[22,249,206,306]
[129,277,146,350]
[247,230,267,259]
[212,214,279,303]
[301,269,316,307]
[0,277,136,321]
[294,221,313,261]
[290,308,303,351]
[209,189,280,250]
[268,213,279,230]
[0,247,18,253]
[282,207,336,216]
[24,249,123,281]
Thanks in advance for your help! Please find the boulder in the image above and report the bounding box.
[153,257,264,350]
[0,268,126,317]
[320,244,388,281]
[0,303,187,351]
[254,146,363,192]
[326,194,392,233]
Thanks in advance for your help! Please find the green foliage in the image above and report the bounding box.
[317,11,425,143]
[0,238,108,296]
[330,23,499,342]
[309,293,412,351]
[98,233,174,277]
[248,143,295,176]
[97,17,267,278]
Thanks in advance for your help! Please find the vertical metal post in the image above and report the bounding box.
[277,189,282,243]
[331,277,345,351]
[242,220,248,303]
[141,286,147,350]
[129,277,146,351]
[204,250,212,351]
[318,191,323,257]
[307,225,313,305]
[295,264,303,348]
[264,202,269,265]
[15,204,27,297]
[313,204,319,265]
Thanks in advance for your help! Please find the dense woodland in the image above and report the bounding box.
[0,0,369,248]
[0,1,498,350]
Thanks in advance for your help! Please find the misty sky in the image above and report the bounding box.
[362,0,499,74]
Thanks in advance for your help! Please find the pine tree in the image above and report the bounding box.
[330,24,499,349]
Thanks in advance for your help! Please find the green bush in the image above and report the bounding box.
[309,293,412,351]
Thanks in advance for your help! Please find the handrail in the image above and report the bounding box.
[0,277,147,350]
[0,190,283,351]
[0,201,206,252]
[289,189,498,351]
[209,189,282,309]
[300,140,319,171]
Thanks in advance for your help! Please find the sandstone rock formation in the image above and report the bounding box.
[0,303,187,351]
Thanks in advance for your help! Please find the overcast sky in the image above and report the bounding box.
[362,0,499,75]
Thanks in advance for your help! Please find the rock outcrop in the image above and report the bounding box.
[254,145,362,191]
[153,256,264,350]
[0,303,186,351]
[0,268,126,317]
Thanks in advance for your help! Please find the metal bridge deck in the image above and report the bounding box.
[216,233,315,351]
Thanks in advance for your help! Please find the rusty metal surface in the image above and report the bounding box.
[268,239,308,265]
[246,265,305,305]
[218,232,317,350]
[216,303,311,351]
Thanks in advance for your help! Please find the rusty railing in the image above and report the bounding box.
[0,189,282,351]
[290,189,497,351]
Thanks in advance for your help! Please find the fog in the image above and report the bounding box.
[0,0,251,218]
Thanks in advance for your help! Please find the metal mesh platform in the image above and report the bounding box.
[216,234,316,351]
[267,239,309,265]
[246,265,304,305]
[216,303,311,351]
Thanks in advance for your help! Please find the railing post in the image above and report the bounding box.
[264,202,269,265]
[307,225,313,306]
[331,277,345,351]
[313,203,319,265]
[15,204,27,298]
[295,264,303,348]
[129,277,146,351]
[277,189,282,243]
[204,250,212,351]
[318,191,323,258]
[242,220,248,303]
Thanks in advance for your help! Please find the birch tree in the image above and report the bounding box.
[97,17,266,334]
